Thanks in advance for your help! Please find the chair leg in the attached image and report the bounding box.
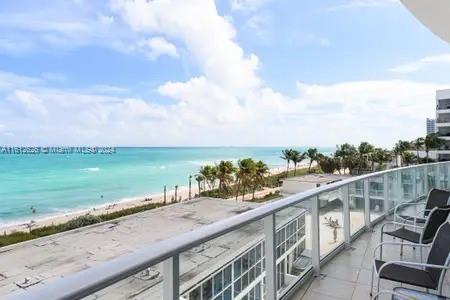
[380,232,384,260]
[370,267,375,297]
[400,239,404,257]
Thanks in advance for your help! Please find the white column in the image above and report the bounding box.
[264,214,277,300]
[383,174,390,214]
[163,255,180,300]
[311,196,321,275]
[342,185,351,244]
[364,179,371,229]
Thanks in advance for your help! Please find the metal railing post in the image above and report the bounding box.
[163,255,180,300]
[383,174,390,215]
[311,195,320,275]
[424,165,429,193]
[396,171,402,204]
[363,179,371,229]
[412,168,417,201]
[264,214,277,300]
[342,185,351,245]
[436,165,441,189]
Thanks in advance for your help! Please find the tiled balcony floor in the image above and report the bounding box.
[290,220,450,300]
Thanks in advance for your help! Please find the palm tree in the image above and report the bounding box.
[413,137,425,158]
[280,149,294,174]
[305,148,319,173]
[402,152,416,166]
[358,142,374,171]
[394,140,410,167]
[235,158,256,201]
[195,174,204,195]
[216,160,236,192]
[252,160,269,199]
[425,133,445,162]
[370,148,392,171]
[335,143,357,174]
[199,165,218,190]
[290,150,306,176]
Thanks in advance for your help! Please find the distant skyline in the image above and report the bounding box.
[0,0,449,147]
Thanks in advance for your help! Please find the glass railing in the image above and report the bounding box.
[7,162,449,300]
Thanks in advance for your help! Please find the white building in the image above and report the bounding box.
[426,118,436,134]
[435,88,450,160]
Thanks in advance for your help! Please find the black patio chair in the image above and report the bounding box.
[380,206,450,261]
[373,288,448,299]
[370,221,450,298]
[394,188,450,226]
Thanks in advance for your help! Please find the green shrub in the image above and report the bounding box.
[63,214,103,230]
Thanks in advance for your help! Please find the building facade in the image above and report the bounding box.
[435,89,450,160]
[426,118,436,135]
[182,212,307,300]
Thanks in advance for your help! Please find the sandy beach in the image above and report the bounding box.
[0,165,295,235]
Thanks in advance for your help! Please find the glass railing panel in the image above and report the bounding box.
[438,163,448,189]
[348,180,365,235]
[401,169,414,202]
[369,176,385,222]
[415,166,426,198]
[318,188,345,258]
[180,218,265,300]
[80,262,164,299]
[427,165,437,190]
[275,202,311,298]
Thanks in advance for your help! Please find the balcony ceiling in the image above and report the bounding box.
[401,0,450,43]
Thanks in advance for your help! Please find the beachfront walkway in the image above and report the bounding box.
[289,221,450,300]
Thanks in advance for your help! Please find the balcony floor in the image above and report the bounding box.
[290,220,450,300]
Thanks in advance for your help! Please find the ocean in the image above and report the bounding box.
[0,147,333,226]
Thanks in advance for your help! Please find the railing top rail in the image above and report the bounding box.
[7,161,448,300]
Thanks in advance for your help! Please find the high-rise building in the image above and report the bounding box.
[435,89,450,160]
[426,118,436,135]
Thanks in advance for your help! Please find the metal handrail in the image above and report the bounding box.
[7,162,448,300]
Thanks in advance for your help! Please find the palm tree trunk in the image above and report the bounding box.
[252,186,256,200]
[197,182,201,195]
[426,151,429,163]
[308,161,312,173]
[235,180,240,201]
[242,184,245,201]
[286,161,289,174]
[294,163,297,176]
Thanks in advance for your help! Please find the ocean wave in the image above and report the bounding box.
[83,167,100,172]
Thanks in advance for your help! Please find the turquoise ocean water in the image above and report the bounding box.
[0,147,333,226]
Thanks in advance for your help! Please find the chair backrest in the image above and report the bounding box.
[426,221,450,285]
[425,189,450,217]
[421,206,450,243]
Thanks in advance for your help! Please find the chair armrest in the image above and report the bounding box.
[372,290,416,300]
[372,241,431,259]
[381,221,424,234]
[377,260,450,276]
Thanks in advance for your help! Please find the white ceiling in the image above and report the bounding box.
[401,0,450,43]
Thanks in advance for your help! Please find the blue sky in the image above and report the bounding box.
[0,0,449,147]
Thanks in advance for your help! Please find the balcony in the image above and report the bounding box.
[4,162,450,300]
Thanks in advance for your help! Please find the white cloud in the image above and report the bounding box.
[137,37,178,60]
[8,90,48,117]
[111,0,260,93]
[330,0,396,10]
[389,53,450,73]
[0,0,444,147]
[231,0,270,11]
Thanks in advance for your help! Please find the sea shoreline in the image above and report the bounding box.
[0,165,294,234]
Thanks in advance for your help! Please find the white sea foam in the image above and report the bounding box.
[83,167,100,172]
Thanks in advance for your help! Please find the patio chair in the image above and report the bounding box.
[380,206,450,261]
[370,221,450,298]
[373,288,448,299]
[394,188,450,226]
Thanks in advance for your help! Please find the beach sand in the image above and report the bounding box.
[0,166,292,234]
